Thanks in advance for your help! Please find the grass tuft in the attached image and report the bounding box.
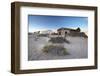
[42,45,69,56]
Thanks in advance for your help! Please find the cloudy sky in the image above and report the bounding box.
[28,15,88,35]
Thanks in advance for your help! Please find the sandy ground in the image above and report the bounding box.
[28,34,88,60]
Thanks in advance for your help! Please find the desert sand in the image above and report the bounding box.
[28,34,88,60]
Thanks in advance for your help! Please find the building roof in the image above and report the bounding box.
[57,27,77,31]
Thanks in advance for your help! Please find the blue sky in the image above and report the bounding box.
[28,15,88,34]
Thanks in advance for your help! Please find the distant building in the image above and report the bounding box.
[40,30,53,34]
[32,27,87,38]
[57,27,81,37]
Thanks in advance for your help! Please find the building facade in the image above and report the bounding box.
[57,27,81,37]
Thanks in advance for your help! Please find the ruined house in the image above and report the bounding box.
[57,27,87,38]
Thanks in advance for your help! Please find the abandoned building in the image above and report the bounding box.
[31,27,87,38]
[57,27,87,38]
[57,27,80,36]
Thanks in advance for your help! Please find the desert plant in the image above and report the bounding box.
[42,45,69,56]
[49,37,70,44]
